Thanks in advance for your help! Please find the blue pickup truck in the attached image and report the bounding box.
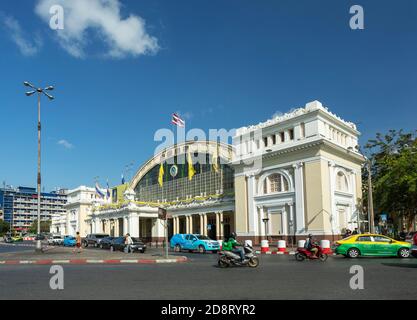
[170,234,220,253]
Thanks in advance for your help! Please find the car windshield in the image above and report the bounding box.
[53,236,61,239]
[95,235,108,238]
[132,238,142,243]
[196,235,210,240]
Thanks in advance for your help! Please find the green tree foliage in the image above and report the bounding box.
[364,129,417,228]
[29,219,52,234]
[0,220,10,236]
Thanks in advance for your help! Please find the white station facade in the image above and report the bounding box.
[55,100,365,244]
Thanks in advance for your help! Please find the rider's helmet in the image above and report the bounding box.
[230,232,237,239]
[308,234,313,238]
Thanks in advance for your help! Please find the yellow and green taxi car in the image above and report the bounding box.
[334,234,411,258]
[11,235,23,242]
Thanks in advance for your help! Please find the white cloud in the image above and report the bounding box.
[2,15,43,56]
[35,0,159,58]
[58,139,74,149]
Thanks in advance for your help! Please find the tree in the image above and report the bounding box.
[29,219,52,234]
[364,129,417,230]
[0,220,10,236]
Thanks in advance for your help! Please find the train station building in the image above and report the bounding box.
[86,100,365,244]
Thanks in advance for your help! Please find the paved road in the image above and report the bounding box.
[0,252,416,300]
[0,242,35,254]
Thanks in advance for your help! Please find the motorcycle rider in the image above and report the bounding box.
[304,234,318,258]
[223,232,245,262]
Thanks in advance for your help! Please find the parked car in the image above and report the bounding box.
[334,234,411,258]
[63,236,76,247]
[83,233,110,247]
[170,234,220,253]
[98,236,115,249]
[48,235,64,246]
[109,236,146,253]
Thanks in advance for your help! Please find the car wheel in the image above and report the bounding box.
[100,244,103,249]
[198,245,206,254]
[175,244,181,252]
[347,248,360,258]
[398,247,410,258]
[84,242,88,248]
[94,243,98,248]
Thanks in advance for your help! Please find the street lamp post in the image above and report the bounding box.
[366,160,375,234]
[24,82,54,252]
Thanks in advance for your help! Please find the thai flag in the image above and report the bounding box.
[95,182,105,199]
[172,113,185,127]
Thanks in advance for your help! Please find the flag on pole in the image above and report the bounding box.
[158,162,165,187]
[187,150,196,181]
[95,182,105,199]
[172,113,185,127]
[106,180,111,199]
[212,145,219,173]
[121,174,126,185]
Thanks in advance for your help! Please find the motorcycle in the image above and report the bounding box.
[295,244,328,262]
[218,244,259,268]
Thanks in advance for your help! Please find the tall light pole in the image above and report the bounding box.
[24,82,54,252]
[366,159,375,233]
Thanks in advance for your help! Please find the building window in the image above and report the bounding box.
[300,123,305,138]
[289,129,294,140]
[271,135,276,145]
[263,137,268,148]
[279,132,285,143]
[263,174,290,194]
[336,171,349,192]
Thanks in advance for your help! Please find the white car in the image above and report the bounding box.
[48,235,64,246]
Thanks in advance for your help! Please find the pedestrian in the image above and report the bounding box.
[124,233,133,253]
[352,228,359,235]
[73,232,82,254]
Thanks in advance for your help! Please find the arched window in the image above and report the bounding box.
[336,171,349,192]
[263,174,289,194]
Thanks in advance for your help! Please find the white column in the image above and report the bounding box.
[293,163,305,234]
[173,216,177,234]
[129,214,139,237]
[152,218,165,241]
[246,174,258,236]
[189,215,193,234]
[123,216,128,235]
[215,212,220,239]
[203,214,208,236]
[328,161,337,233]
[288,202,295,236]
[258,206,265,237]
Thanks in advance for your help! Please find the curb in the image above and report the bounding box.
[0,256,188,265]
[255,250,336,256]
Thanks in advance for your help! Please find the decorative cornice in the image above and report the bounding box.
[235,100,357,136]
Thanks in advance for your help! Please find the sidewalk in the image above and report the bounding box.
[0,246,188,265]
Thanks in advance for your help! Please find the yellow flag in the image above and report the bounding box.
[187,151,196,181]
[212,147,219,173]
[158,162,164,187]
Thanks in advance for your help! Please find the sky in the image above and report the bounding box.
[0,0,416,191]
